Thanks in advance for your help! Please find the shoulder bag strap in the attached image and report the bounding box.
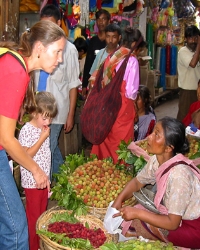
[0,47,26,71]
[160,160,199,177]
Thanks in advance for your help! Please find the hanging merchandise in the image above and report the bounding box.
[61,17,69,36]
[102,0,121,13]
[123,0,137,12]
[166,44,171,74]
[132,15,140,29]
[160,0,170,9]
[173,0,195,18]
[102,0,114,7]
[97,0,102,10]
[111,15,132,30]
[151,7,159,23]
[40,0,48,12]
[122,0,144,17]
[66,2,73,16]
[79,0,90,26]
[170,45,177,75]
[144,0,161,8]
[68,28,75,41]
[47,0,59,7]
[89,0,97,12]
[146,23,154,69]
[135,0,144,16]
[74,26,82,39]
[155,46,162,71]
[190,0,200,7]
[66,16,78,29]
[160,47,166,90]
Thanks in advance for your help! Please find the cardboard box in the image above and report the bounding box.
[165,74,178,89]
[155,87,163,95]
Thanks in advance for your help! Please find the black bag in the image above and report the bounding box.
[133,186,159,214]
[80,38,142,145]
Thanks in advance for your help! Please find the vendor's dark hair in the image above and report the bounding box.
[159,117,189,156]
[95,9,111,20]
[40,4,61,21]
[138,85,153,114]
[122,27,143,49]
[185,25,200,38]
[73,37,88,53]
[105,23,122,36]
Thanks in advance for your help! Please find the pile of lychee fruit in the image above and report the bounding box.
[68,159,132,208]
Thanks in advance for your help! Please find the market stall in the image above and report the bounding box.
[35,131,200,249]
[2,1,200,248]
[1,0,200,101]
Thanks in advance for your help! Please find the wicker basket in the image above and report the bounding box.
[88,197,137,221]
[36,206,113,250]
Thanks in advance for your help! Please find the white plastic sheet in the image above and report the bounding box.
[103,201,137,242]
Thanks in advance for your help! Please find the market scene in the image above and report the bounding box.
[1,0,200,249]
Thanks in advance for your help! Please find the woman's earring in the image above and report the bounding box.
[37,54,40,58]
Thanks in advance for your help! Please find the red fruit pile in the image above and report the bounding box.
[48,221,106,248]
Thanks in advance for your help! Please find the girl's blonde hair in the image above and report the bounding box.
[31,91,58,119]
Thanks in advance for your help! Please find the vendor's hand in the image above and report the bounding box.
[113,206,139,221]
[32,167,50,192]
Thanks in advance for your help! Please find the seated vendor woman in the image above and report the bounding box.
[112,117,200,249]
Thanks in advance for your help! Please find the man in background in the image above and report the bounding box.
[82,9,110,99]
[89,23,122,77]
[177,25,200,121]
[73,37,88,81]
[34,4,81,180]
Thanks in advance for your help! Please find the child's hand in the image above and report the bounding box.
[40,125,50,141]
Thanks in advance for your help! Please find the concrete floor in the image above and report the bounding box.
[154,90,179,120]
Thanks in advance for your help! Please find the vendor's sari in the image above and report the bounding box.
[121,154,200,248]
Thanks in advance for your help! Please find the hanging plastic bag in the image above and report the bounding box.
[103,201,137,242]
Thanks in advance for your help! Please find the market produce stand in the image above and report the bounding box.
[35,136,200,249]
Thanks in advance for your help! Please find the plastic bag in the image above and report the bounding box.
[103,201,137,242]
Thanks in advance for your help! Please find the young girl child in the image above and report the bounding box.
[134,85,156,141]
[18,91,57,250]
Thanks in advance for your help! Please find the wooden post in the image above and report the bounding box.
[0,0,19,42]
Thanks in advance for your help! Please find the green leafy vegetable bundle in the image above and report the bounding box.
[116,140,147,177]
